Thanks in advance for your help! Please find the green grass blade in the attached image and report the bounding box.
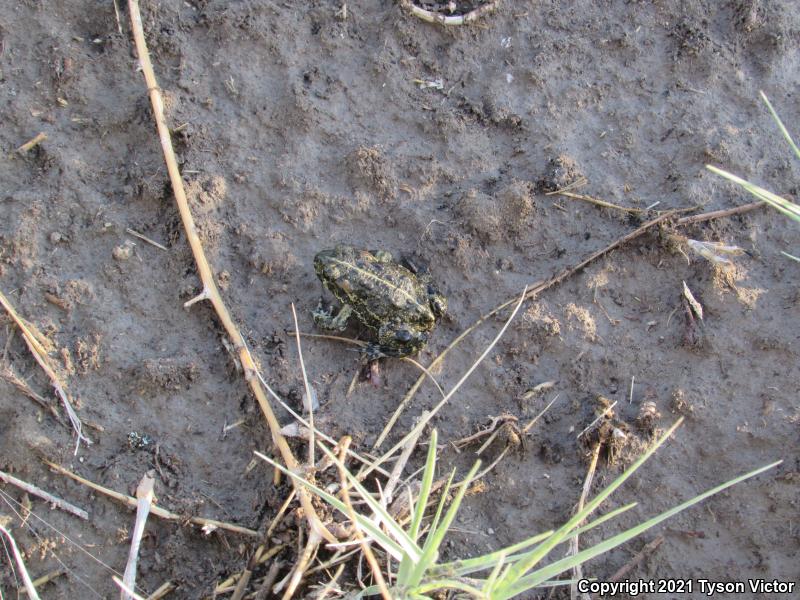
[414,578,485,596]
[484,555,510,595]
[498,460,781,598]
[423,470,455,552]
[434,503,637,578]
[760,90,800,161]
[314,443,423,562]
[432,530,553,578]
[410,430,438,541]
[410,461,481,586]
[398,430,439,583]
[254,451,410,561]
[496,419,684,586]
[408,469,456,585]
[706,165,800,222]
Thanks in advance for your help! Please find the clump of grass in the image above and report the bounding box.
[707,91,800,261]
[260,425,779,598]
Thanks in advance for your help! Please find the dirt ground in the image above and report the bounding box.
[1,1,799,598]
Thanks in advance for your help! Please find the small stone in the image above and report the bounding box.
[112,240,135,261]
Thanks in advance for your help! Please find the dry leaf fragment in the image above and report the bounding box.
[682,281,703,320]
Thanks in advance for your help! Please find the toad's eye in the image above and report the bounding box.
[430,295,447,318]
[395,329,413,342]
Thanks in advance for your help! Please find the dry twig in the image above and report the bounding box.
[374,210,678,450]
[125,8,334,592]
[0,470,88,520]
[126,228,168,251]
[676,200,764,225]
[16,132,47,154]
[606,535,664,582]
[0,289,90,452]
[336,438,391,600]
[548,189,644,215]
[43,459,259,537]
[0,365,65,423]
[19,569,66,597]
[0,523,41,599]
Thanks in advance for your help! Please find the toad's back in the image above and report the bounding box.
[314,246,433,330]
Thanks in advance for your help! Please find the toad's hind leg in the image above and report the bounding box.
[313,301,353,332]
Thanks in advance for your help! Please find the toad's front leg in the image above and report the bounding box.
[313,300,353,332]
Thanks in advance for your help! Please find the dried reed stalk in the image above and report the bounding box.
[126,1,333,556]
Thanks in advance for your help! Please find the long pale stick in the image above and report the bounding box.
[126,0,333,544]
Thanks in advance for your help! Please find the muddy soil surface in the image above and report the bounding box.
[1,1,798,598]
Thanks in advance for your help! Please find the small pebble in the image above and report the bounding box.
[50,231,64,244]
[112,240,135,261]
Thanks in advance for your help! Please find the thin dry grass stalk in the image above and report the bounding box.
[570,442,601,600]
[0,523,41,599]
[376,199,762,450]
[0,469,89,520]
[0,289,90,452]
[214,545,285,594]
[121,472,155,600]
[125,3,334,580]
[548,188,644,215]
[675,200,764,225]
[374,210,679,450]
[43,459,259,537]
[335,438,391,600]
[19,569,66,597]
[0,363,64,424]
[15,132,47,154]
[144,581,174,600]
[112,577,147,600]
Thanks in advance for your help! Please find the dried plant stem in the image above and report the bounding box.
[214,545,285,594]
[360,286,527,481]
[113,577,147,600]
[0,524,41,599]
[549,189,643,214]
[374,210,679,450]
[0,469,89,520]
[600,535,664,587]
[16,132,47,154]
[145,581,174,600]
[0,364,64,424]
[121,473,155,600]
[336,438,391,600]
[280,529,322,600]
[314,562,346,600]
[570,442,601,600]
[676,200,764,225]
[291,304,315,468]
[0,289,90,452]
[43,459,259,537]
[126,0,333,546]
[253,560,284,600]
[19,569,66,597]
